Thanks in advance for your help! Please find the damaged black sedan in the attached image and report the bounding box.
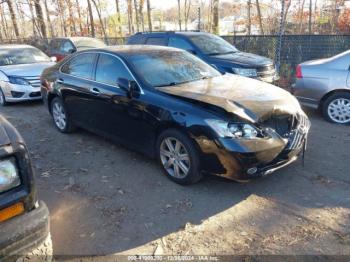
[41,46,310,185]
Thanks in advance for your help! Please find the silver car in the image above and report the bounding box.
[292,50,350,124]
[0,44,55,106]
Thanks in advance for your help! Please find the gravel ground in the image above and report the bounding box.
[1,101,349,256]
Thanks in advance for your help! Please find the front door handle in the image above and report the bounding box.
[56,78,64,84]
[90,87,101,95]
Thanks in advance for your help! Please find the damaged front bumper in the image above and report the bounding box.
[195,114,310,181]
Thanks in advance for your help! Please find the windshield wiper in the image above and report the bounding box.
[154,82,178,88]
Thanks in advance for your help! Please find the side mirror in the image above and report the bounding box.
[117,78,140,97]
[50,56,57,62]
[67,48,76,54]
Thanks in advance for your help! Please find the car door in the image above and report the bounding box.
[89,53,154,152]
[58,52,98,129]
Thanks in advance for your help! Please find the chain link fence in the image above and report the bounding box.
[2,34,350,87]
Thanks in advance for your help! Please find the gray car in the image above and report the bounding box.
[292,50,350,124]
[0,44,55,106]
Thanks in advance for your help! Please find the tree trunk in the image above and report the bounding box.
[283,0,292,27]
[139,0,145,32]
[91,0,107,39]
[127,0,134,34]
[184,0,191,30]
[299,0,306,33]
[0,4,9,39]
[27,0,39,37]
[6,0,20,38]
[247,0,251,35]
[212,0,219,34]
[115,0,122,36]
[87,0,95,37]
[75,0,84,34]
[255,0,264,35]
[33,0,47,38]
[308,0,312,34]
[44,0,54,37]
[146,0,152,31]
[177,0,182,30]
[133,0,140,32]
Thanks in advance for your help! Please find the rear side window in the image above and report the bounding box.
[61,53,96,79]
[145,37,168,46]
[95,54,133,85]
[60,41,75,53]
[50,40,61,50]
[168,37,193,51]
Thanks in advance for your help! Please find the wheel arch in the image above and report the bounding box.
[47,93,59,113]
[319,89,350,110]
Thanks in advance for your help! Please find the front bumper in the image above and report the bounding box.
[1,82,42,102]
[0,201,50,260]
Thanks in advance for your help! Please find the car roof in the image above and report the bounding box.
[51,37,102,42]
[83,45,183,56]
[133,31,210,37]
[0,44,36,49]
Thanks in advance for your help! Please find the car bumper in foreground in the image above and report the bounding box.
[1,82,42,102]
[0,201,50,261]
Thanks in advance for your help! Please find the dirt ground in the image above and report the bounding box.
[1,101,350,256]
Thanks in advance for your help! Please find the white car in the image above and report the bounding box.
[0,44,55,106]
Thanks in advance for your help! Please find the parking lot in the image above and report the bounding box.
[0,101,349,256]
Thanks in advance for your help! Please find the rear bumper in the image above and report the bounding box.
[0,201,50,260]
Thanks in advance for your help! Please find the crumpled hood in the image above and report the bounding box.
[157,74,301,123]
[208,51,273,67]
[0,62,55,77]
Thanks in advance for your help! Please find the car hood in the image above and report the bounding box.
[0,62,55,77]
[208,51,273,67]
[157,74,301,123]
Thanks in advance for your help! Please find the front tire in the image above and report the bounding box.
[157,129,202,185]
[322,92,350,124]
[50,97,75,133]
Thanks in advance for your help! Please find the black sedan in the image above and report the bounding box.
[41,46,310,185]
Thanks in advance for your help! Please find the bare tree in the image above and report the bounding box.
[66,0,77,35]
[212,0,219,34]
[139,0,145,32]
[177,0,182,30]
[255,0,264,35]
[44,0,55,37]
[87,0,95,37]
[6,0,20,38]
[75,0,84,34]
[115,0,122,36]
[298,0,306,33]
[91,0,107,39]
[184,0,191,30]
[146,0,152,31]
[33,0,47,38]
[133,0,140,32]
[247,0,251,35]
[0,4,9,39]
[127,0,134,34]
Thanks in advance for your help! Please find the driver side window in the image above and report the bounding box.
[95,54,133,86]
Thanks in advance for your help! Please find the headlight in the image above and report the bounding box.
[0,158,20,193]
[205,119,260,139]
[232,68,258,77]
[8,76,29,85]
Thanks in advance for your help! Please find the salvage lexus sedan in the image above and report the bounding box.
[0,44,55,106]
[41,46,310,185]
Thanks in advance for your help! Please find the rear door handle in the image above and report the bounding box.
[56,78,64,84]
[90,87,101,95]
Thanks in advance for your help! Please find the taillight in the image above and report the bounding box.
[296,65,303,79]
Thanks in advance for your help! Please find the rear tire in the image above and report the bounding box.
[0,88,8,106]
[322,92,350,124]
[156,129,202,185]
[50,97,75,133]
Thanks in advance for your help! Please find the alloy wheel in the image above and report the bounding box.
[160,137,191,179]
[327,98,350,124]
[52,102,67,130]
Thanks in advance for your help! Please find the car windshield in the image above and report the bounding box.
[0,47,50,66]
[189,34,238,55]
[73,38,106,49]
[129,50,221,87]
